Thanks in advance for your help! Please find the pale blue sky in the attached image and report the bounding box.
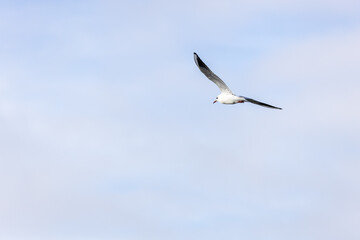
[1,1,360,240]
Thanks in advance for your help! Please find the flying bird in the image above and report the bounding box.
[194,52,282,110]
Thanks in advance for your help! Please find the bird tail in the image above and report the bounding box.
[244,97,282,110]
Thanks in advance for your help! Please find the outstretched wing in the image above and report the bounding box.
[244,97,282,110]
[194,52,233,94]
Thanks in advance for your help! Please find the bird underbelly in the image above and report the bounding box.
[218,95,244,104]
[218,97,236,104]
[221,101,236,104]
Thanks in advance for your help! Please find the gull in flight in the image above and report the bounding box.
[194,52,282,110]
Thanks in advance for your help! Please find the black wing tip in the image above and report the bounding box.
[265,105,282,110]
[270,105,282,110]
[244,97,282,110]
[193,53,208,69]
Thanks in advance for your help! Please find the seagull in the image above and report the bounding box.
[194,52,282,110]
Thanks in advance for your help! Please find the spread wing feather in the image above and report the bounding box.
[244,97,282,110]
[194,53,233,94]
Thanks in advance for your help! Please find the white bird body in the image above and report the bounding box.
[194,52,282,110]
[217,93,245,104]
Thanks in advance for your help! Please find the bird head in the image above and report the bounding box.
[213,97,218,104]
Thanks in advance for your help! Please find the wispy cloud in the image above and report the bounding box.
[0,1,359,239]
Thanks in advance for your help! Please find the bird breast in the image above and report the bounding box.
[218,94,244,104]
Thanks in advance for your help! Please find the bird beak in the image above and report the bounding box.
[213,100,217,104]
